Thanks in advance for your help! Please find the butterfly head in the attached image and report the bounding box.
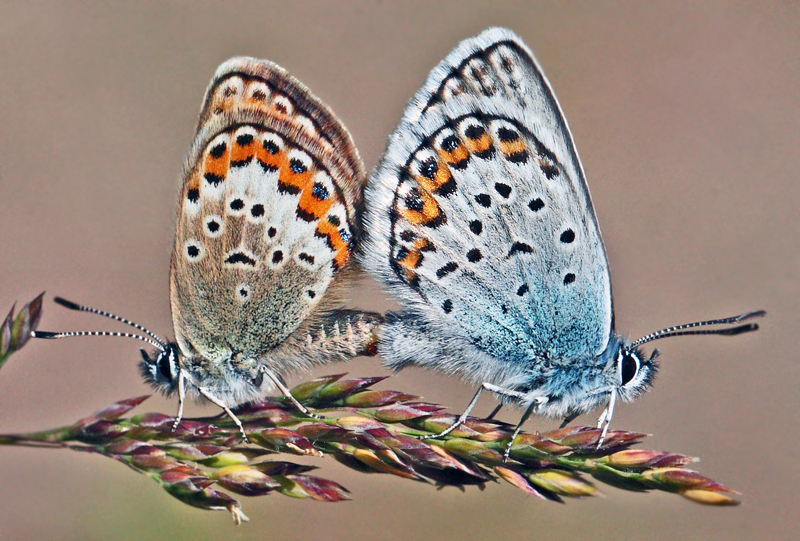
[139,343,182,395]
[608,343,659,403]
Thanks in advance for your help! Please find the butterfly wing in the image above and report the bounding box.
[171,58,365,364]
[363,28,614,369]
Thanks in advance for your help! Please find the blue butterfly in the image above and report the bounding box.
[362,27,763,457]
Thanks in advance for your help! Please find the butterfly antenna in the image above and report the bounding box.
[630,310,766,348]
[33,330,165,350]
[52,296,165,346]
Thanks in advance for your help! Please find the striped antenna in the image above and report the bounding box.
[629,310,765,349]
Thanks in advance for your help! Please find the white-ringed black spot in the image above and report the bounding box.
[210,142,227,158]
[418,158,438,179]
[307,289,316,299]
[517,284,529,296]
[405,188,425,212]
[469,220,483,235]
[442,299,453,314]
[252,89,267,101]
[560,229,575,243]
[494,183,512,198]
[268,227,277,238]
[465,125,486,140]
[206,218,221,235]
[264,140,280,154]
[236,133,254,146]
[312,183,330,200]
[474,194,491,207]
[187,245,200,258]
[563,273,576,285]
[508,242,533,257]
[441,135,460,152]
[236,284,251,302]
[436,262,458,279]
[187,188,199,203]
[230,198,245,211]
[497,127,520,142]
[272,250,284,264]
[528,198,545,212]
[399,230,416,242]
[289,159,307,174]
[184,240,204,261]
[251,204,265,218]
[467,249,482,263]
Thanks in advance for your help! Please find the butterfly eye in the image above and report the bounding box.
[620,352,640,386]
[157,351,174,381]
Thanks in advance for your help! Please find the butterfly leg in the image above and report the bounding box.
[419,386,484,440]
[196,386,250,443]
[595,387,617,448]
[503,401,539,463]
[486,403,504,420]
[171,371,187,432]
[262,368,321,419]
[559,410,581,429]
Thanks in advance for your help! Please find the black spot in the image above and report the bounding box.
[312,182,329,200]
[467,249,483,263]
[418,239,435,252]
[469,220,483,235]
[400,230,416,242]
[210,142,227,158]
[418,158,438,179]
[277,181,300,195]
[475,147,496,160]
[236,133,254,146]
[230,198,244,211]
[507,151,529,164]
[272,251,284,264]
[307,290,316,299]
[474,194,491,207]
[252,90,267,101]
[528,198,545,212]
[508,242,534,257]
[442,299,453,314]
[296,207,317,222]
[434,177,457,197]
[207,220,220,233]
[268,227,277,238]
[275,102,288,114]
[517,284,529,296]
[494,182,512,198]
[449,158,469,170]
[299,252,315,265]
[238,287,249,298]
[501,304,509,314]
[540,160,559,179]
[441,135,460,152]
[290,159,307,174]
[225,252,257,266]
[405,188,425,212]
[250,204,265,218]
[223,86,236,97]
[465,125,486,140]
[327,214,341,226]
[497,127,519,142]
[187,188,199,203]
[258,160,278,173]
[187,245,200,258]
[204,172,224,186]
[560,229,575,243]
[263,140,280,154]
[563,273,576,285]
[436,262,458,279]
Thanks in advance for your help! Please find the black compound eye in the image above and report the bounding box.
[157,353,173,380]
[620,353,639,386]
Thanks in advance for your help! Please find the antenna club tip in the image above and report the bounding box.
[53,297,82,311]
[32,331,60,339]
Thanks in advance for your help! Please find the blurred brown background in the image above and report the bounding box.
[0,2,797,539]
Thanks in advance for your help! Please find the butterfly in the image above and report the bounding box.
[361,27,764,457]
[35,57,382,439]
